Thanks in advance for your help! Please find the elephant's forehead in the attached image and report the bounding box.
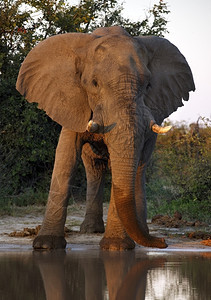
[90,34,135,53]
[88,35,142,63]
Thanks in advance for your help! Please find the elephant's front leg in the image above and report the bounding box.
[135,134,158,235]
[80,143,106,233]
[100,165,149,250]
[100,186,135,250]
[33,128,81,250]
[135,164,149,235]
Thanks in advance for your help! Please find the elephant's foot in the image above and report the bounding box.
[33,235,67,250]
[100,236,135,251]
[80,215,105,233]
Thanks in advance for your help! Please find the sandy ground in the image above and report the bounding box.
[0,203,210,252]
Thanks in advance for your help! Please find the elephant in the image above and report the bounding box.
[16,26,195,250]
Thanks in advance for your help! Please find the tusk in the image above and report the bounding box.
[86,120,99,133]
[151,123,172,134]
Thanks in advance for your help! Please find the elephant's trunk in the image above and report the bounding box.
[106,129,167,249]
[101,74,168,248]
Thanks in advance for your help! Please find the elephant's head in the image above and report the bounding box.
[16,26,195,248]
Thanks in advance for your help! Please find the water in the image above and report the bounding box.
[0,246,210,300]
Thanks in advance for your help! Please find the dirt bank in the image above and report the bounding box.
[0,203,210,250]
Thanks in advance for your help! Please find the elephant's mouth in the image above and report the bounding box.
[86,120,116,134]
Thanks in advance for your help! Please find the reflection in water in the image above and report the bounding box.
[0,249,210,299]
[146,267,194,300]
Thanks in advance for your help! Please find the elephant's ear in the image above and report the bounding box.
[16,33,94,132]
[136,36,195,123]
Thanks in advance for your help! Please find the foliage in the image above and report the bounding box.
[119,0,170,36]
[146,118,211,222]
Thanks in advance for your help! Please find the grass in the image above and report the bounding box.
[147,198,211,224]
[0,188,210,224]
[0,189,47,216]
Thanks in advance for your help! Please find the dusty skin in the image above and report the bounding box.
[0,203,210,251]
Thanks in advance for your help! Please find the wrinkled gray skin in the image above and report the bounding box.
[16,26,195,250]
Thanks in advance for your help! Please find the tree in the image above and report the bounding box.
[0,0,61,196]
[116,0,170,36]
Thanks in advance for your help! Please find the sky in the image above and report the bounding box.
[122,0,211,124]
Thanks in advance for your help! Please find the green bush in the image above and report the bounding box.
[146,119,211,222]
[0,97,61,195]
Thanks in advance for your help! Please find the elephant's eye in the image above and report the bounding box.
[146,82,151,90]
[92,79,98,87]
